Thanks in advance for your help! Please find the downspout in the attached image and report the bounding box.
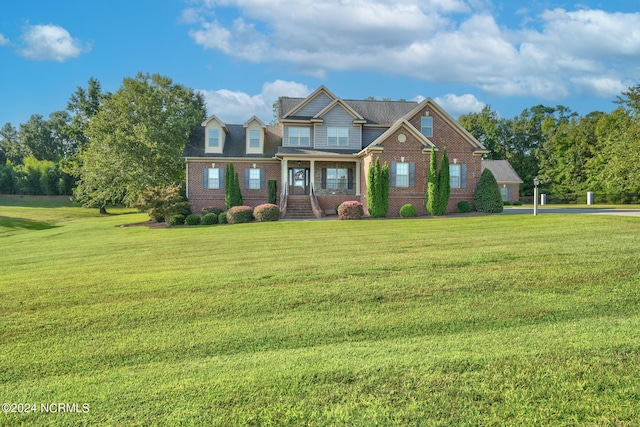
[185,161,189,198]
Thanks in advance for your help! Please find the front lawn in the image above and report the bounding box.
[1,197,639,425]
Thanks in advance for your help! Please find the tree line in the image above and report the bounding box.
[458,84,640,199]
[0,73,205,212]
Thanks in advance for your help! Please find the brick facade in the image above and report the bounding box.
[187,160,280,214]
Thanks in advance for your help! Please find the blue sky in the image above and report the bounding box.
[1,0,639,128]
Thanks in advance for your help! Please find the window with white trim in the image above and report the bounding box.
[396,162,409,187]
[326,168,348,189]
[208,129,219,147]
[249,168,261,189]
[288,127,310,146]
[500,187,510,201]
[421,117,433,137]
[328,127,349,146]
[207,168,220,189]
[450,164,461,188]
[249,130,260,148]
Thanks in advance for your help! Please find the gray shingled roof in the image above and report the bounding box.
[481,160,523,183]
[183,124,282,158]
[279,97,417,125]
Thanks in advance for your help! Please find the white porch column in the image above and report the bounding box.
[282,158,288,195]
[355,160,361,196]
[310,160,315,193]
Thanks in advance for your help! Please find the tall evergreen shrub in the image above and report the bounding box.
[267,179,277,204]
[474,168,503,213]
[426,147,438,215]
[435,147,451,215]
[225,163,243,209]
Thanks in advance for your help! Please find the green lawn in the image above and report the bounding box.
[1,196,639,426]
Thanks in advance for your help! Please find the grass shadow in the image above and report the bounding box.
[0,216,59,231]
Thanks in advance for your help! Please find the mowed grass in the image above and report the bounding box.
[1,197,639,426]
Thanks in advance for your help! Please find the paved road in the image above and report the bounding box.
[499,207,640,217]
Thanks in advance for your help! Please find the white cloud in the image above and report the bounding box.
[434,94,485,117]
[185,1,640,101]
[0,34,9,46]
[19,24,90,62]
[199,80,311,123]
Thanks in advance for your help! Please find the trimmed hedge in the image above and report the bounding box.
[218,212,227,224]
[457,201,471,213]
[338,201,364,220]
[226,206,253,224]
[400,204,417,217]
[201,213,218,225]
[168,214,185,226]
[474,169,504,213]
[254,203,280,222]
[202,206,224,216]
[185,214,202,225]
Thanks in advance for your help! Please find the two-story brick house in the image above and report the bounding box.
[184,86,489,217]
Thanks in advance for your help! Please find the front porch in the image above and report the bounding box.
[276,151,363,217]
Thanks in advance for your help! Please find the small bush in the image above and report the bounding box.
[226,206,253,224]
[254,203,280,222]
[400,204,417,217]
[185,214,202,225]
[218,212,227,224]
[457,201,471,213]
[201,213,218,225]
[513,200,522,206]
[168,214,185,226]
[338,201,364,220]
[202,206,224,216]
[503,201,511,206]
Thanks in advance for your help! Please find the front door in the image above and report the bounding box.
[289,168,309,195]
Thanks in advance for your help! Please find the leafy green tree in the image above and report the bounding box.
[66,77,107,152]
[426,147,438,215]
[435,147,450,215]
[1,123,29,166]
[458,106,505,159]
[474,168,503,213]
[73,73,206,212]
[134,184,190,223]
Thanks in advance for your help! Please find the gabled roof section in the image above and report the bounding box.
[360,119,436,156]
[281,85,337,119]
[201,114,228,132]
[313,99,365,121]
[243,115,266,128]
[482,160,523,183]
[404,98,487,151]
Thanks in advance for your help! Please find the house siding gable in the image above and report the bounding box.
[314,105,361,150]
[294,93,333,117]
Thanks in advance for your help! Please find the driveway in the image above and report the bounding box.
[499,207,640,217]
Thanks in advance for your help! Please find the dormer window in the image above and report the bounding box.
[244,116,266,154]
[208,129,220,148]
[421,116,433,137]
[202,115,227,154]
[249,130,260,148]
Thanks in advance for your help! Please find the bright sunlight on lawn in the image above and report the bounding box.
[1,196,639,425]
